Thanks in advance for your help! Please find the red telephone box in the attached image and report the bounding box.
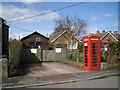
[83,35,100,70]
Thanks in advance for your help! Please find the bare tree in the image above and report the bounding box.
[54,16,87,40]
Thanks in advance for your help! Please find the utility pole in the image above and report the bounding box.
[77,42,79,63]
[70,36,73,60]
[46,33,49,38]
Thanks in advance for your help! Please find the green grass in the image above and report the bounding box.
[105,63,120,70]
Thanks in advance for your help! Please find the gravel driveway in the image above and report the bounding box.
[2,62,86,87]
[25,62,85,77]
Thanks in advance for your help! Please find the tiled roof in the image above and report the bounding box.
[21,31,49,41]
[93,32,120,40]
[113,34,120,40]
[49,30,65,42]
[93,32,107,38]
[49,30,82,43]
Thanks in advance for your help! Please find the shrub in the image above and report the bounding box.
[100,52,107,62]
[107,41,120,64]
[8,39,22,76]
[80,52,83,63]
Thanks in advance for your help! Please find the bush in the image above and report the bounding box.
[107,41,120,64]
[80,52,83,63]
[100,52,107,62]
[8,39,22,76]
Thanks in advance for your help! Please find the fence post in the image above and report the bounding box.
[1,58,8,78]
[77,49,79,63]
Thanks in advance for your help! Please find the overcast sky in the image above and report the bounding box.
[1,1,119,40]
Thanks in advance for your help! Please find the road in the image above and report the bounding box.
[30,76,119,88]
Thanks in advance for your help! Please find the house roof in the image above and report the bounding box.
[49,30,81,43]
[0,17,5,21]
[93,32,107,38]
[113,34,120,40]
[94,31,120,41]
[49,30,65,42]
[21,31,49,41]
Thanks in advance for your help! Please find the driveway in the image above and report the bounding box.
[25,62,86,78]
[2,62,119,88]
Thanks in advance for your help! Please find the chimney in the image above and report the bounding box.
[108,31,111,33]
[96,31,99,34]
[114,31,117,34]
[18,36,20,41]
[102,30,105,33]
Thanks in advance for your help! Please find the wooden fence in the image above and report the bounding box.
[43,48,67,61]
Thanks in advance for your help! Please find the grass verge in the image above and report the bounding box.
[105,63,120,70]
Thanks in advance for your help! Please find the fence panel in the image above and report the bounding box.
[55,48,67,61]
[43,48,67,61]
[43,50,55,61]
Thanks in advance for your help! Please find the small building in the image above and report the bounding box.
[95,30,120,43]
[0,17,9,58]
[21,31,49,50]
[94,30,120,51]
[49,30,81,50]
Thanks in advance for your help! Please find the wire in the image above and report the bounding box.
[7,2,86,23]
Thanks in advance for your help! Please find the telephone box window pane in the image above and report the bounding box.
[85,64,88,66]
[92,62,97,63]
[93,57,97,60]
[93,49,98,51]
[93,52,98,54]
[92,43,98,45]
[84,39,89,41]
[91,38,99,40]
[85,52,87,54]
[92,64,98,67]
[92,55,97,57]
[85,61,88,63]
[92,42,98,67]
[85,55,88,57]
[85,47,88,51]
[93,46,98,48]
[84,45,88,67]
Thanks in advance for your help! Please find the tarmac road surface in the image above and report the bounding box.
[30,76,119,88]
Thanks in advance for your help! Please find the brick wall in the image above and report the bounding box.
[101,34,117,44]
[22,33,49,50]
[51,31,80,49]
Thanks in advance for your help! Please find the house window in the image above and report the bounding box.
[36,37,41,42]
[68,42,77,49]
[56,42,60,44]
[29,41,35,48]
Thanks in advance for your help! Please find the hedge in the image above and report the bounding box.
[8,39,22,76]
